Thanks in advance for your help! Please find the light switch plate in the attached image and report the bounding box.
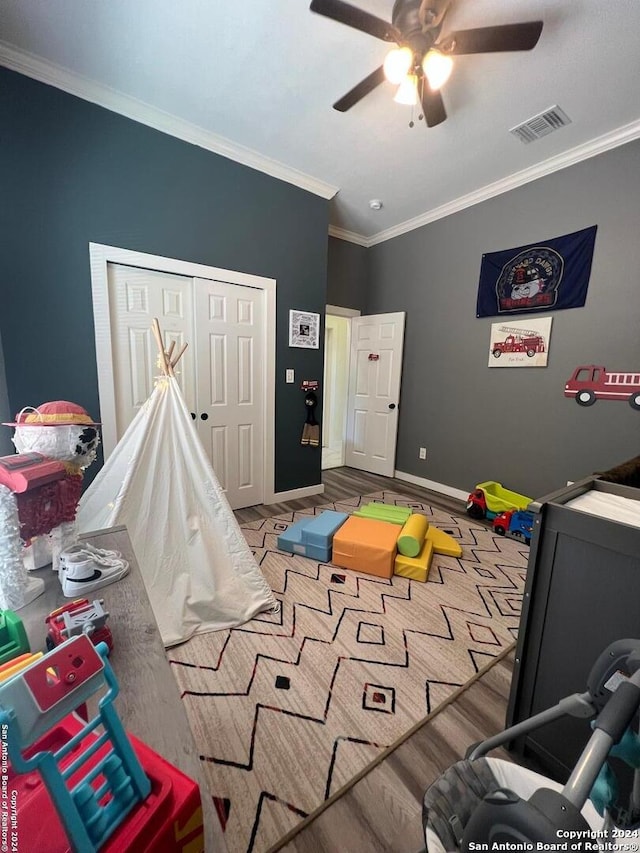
[286,369,295,383]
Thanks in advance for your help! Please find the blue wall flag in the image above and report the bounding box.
[476,225,597,318]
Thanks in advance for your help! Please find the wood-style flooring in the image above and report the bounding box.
[230,468,515,853]
[234,467,471,524]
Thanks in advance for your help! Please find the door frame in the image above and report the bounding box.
[323,305,360,469]
[89,242,278,503]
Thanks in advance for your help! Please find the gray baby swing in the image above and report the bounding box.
[422,639,640,852]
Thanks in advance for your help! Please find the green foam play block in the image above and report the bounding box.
[353,503,412,525]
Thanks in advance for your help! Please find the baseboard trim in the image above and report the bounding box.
[394,470,468,503]
[270,483,325,503]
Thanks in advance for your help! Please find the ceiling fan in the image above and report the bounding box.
[309,0,543,127]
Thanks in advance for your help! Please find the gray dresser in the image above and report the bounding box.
[507,476,640,781]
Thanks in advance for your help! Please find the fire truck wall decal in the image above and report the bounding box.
[564,366,640,410]
[488,317,552,368]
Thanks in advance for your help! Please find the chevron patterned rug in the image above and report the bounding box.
[168,491,528,853]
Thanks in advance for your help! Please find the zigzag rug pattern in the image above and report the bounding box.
[169,491,528,853]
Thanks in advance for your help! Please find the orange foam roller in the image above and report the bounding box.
[397,513,429,557]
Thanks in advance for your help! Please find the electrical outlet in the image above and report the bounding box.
[419,447,427,460]
[286,369,295,383]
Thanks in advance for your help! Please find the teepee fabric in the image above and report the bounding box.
[76,376,277,647]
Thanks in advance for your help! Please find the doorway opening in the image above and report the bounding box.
[322,305,360,470]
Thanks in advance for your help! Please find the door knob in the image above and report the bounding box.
[191,412,196,420]
[388,403,396,410]
[200,412,209,420]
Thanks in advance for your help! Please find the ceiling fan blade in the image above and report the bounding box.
[310,0,399,42]
[333,67,386,112]
[421,84,447,128]
[438,21,543,55]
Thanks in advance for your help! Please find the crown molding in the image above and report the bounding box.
[4,41,639,244]
[0,41,339,201]
[331,118,640,247]
[327,225,370,247]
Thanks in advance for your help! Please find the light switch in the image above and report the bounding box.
[286,369,295,383]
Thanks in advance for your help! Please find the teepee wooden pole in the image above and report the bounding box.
[170,343,188,369]
[151,318,170,376]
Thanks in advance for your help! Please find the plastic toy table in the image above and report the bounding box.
[17,525,225,853]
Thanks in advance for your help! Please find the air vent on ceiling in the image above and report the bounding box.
[510,106,572,144]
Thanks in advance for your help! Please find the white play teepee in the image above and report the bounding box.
[77,320,277,647]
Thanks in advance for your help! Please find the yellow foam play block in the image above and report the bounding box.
[394,538,434,583]
[397,513,430,557]
[426,526,463,558]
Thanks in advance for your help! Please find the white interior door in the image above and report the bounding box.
[194,278,264,509]
[107,264,195,436]
[345,312,406,477]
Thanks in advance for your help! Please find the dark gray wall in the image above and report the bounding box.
[0,329,12,457]
[366,141,640,498]
[0,68,329,493]
[327,236,369,311]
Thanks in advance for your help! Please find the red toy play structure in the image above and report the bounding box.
[564,365,640,409]
[3,636,204,852]
[11,717,204,852]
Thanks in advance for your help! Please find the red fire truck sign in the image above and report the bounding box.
[564,365,640,409]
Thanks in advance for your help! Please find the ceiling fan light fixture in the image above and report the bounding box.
[383,46,413,85]
[311,0,544,128]
[394,73,418,105]
[422,49,453,91]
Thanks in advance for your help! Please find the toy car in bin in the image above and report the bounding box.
[466,480,532,520]
[45,598,113,651]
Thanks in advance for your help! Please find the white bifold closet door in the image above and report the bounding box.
[192,277,264,510]
[107,264,264,509]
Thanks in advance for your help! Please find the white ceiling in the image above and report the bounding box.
[2,0,640,245]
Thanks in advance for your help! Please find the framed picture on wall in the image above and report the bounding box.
[488,316,553,367]
[289,310,320,349]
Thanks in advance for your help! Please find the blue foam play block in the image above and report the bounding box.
[277,511,348,562]
[304,511,349,547]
